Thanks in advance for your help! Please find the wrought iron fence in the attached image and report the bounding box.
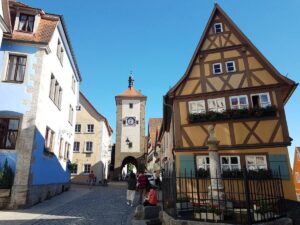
[162,168,286,224]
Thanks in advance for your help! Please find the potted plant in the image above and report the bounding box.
[193,204,224,222]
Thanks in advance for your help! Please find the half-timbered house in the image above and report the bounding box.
[160,4,297,200]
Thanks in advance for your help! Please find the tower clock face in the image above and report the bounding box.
[127,117,136,126]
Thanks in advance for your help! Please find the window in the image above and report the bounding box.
[45,127,55,153]
[76,105,81,111]
[85,141,93,152]
[6,55,27,82]
[214,23,223,33]
[57,39,64,65]
[128,142,133,148]
[246,155,267,170]
[221,156,240,171]
[230,95,249,109]
[70,164,78,174]
[64,142,70,160]
[59,138,64,158]
[87,124,94,133]
[226,61,236,73]
[71,75,76,93]
[251,93,271,108]
[18,14,35,32]
[69,105,74,125]
[207,98,226,112]
[73,141,80,152]
[213,63,222,74]
[0,118,19,149]
[129,103,133,109]
[75,124,81,133]
[84,164,91,174]
[49,74,62,109]
[188,100,206,114]
[196,156,210,170]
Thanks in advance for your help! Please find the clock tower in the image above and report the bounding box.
[114,75,147,177]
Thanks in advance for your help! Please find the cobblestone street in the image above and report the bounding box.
[0,183,135,225]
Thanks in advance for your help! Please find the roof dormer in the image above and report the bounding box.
[13,11,40,33]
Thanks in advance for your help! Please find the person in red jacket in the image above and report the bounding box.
[137,171,147,204]
[143,186,158,206]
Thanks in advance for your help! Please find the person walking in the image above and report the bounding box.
[126,172,137,207]
[137,171,147,204]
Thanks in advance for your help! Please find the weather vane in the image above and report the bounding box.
[128,71,134,88]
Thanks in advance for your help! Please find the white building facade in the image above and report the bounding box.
[0,1,81,208]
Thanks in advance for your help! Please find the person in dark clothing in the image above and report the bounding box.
[137,171,147,204]
[126,172,137,206]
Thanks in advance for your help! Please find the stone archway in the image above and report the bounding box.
[120,156,138,179]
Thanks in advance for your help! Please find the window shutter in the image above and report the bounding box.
[179,155,195,177]
[268,155,290,179]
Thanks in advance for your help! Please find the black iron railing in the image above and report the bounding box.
[162,168,286,224]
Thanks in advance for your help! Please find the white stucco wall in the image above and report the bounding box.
[34,26,80,170]
[121,99,140,153]
[100,121,112,179]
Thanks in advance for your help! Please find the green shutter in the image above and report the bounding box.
[268,155,290,180]
[179,155,195,177]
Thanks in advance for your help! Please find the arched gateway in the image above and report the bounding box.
[112,75,147,179]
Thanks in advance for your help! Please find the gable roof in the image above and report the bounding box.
[80,92,113,136]
[167,3,297,104]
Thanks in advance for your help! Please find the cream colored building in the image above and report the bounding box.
[71,92,113,184]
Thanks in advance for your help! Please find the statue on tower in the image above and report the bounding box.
[128,73,134,89]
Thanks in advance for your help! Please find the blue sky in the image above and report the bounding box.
[23,0,299,164]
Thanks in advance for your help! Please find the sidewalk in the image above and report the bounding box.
[0,184,92,225]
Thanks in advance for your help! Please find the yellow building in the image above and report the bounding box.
[71,93,113,184]
[159,4,297,200]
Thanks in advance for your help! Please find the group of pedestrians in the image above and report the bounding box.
[126,170,158,207]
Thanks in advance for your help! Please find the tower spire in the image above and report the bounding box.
[128,72,134,89]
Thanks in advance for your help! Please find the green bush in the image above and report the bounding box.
[0,159,14,189]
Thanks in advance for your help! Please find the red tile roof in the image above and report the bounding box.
[116,87,146,98]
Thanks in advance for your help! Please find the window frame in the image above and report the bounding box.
[86,124,94,133]
[220,155,241,172]
[5,54,27,83]
[196,155,210,171]
[17,13,35,33]
[73,141,80,152]
[83,164,91,175]
[75,124,81,133]
[0,118,20,150]
[229,95,249,110]
[85,141,93,153]
[188,100,206,114]
[207,97,226,112]
[68,105,74,125]
[76,105,81,111]
[250,92,271,108]
[225,61,236,73]
[57,39,64,65]
[245,155,268,170]
[214,23,223,33]
[212,63,223,75]
[44,126,55,153]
